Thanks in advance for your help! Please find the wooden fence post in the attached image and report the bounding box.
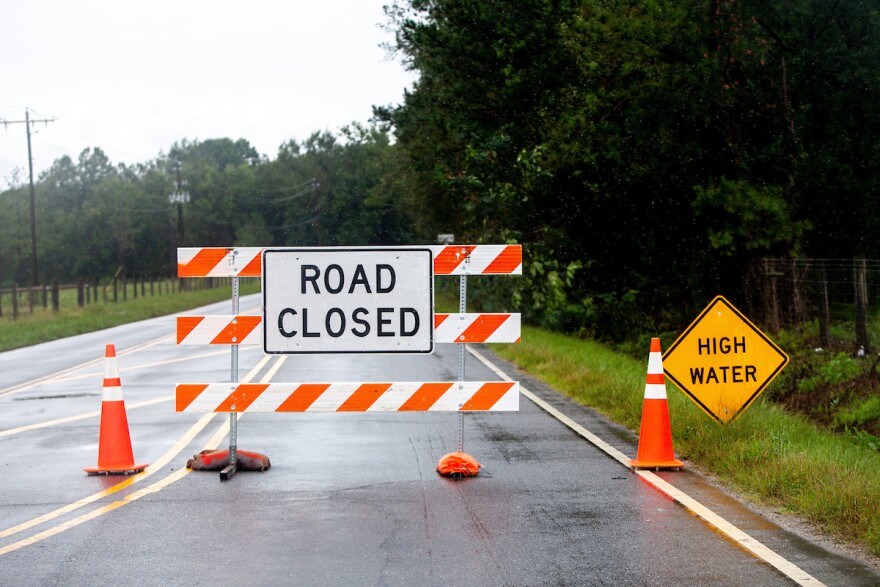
[817,262,830,348]
[854,256,869,352]
[123,277,127,302]
[12,283,18,320]
[77,279,85,307]
[51,279,60,311]
[763,258,780,333]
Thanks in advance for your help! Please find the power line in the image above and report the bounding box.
[0,108,56,286]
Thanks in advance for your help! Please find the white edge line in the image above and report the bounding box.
[466,345,825,587]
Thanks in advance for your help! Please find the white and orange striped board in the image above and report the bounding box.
[433,313,521,343]
[178,247,263,278]
[176,381,519,413]
[177,245,522,278]
[176,313,521,345]
[176,316,263,345]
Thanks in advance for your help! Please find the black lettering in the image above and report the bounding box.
[302,308,320,337]
[705,367,719,384]
[733,337,746,353]
[746,365,757,382]
[719,365,730,382]
[348,264,372,294]
[325,308,346,337]
[689,367,704,384]
[301,265,320,294]
[376,264,396,293]
[732,365,743,383]
[324,264,344,294]
[698,338,711,355]
[400,308,420,336]
[720,337,731,354]
[377,307,394,336]
[351,308,371,337]
[278,308,297,338]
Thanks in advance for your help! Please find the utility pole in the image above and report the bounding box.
[1,108,56,287]
[168,161,190,276]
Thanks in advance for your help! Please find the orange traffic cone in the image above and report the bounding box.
[630,338,683,469]
[84,344,149,475]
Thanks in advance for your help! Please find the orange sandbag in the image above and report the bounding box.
[436,451,481,477]
[186,449,270,472]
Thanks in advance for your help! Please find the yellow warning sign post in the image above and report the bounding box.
[663,296,789,424]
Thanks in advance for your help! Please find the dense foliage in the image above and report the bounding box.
[1,0,877,342]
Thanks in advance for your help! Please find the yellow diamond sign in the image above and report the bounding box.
[663,296,789,424]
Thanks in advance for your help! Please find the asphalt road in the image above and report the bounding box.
[0,294,878,586]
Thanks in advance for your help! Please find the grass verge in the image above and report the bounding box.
[492,325,880,558]
[0,280,261,352]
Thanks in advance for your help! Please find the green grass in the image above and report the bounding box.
[0,279,261,352]
[493,326,880,557]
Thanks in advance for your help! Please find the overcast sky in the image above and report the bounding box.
[0,0,416,188]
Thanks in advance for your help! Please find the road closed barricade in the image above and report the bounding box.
[176,245,522,480]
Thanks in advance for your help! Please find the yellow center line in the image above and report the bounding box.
[0,333,174,399]
[42,345,262,386]
[0,346,265,439]
[0,353,276,553]
[466,345,826,587]
[0,396,175,439]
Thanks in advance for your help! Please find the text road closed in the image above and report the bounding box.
[262,248,434,354]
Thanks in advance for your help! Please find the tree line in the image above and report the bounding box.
[1,0,877,342]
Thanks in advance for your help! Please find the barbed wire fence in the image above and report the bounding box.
[745,257,877,352]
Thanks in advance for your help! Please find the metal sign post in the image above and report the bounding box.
[220,275,240,480]
[458,272,467,453]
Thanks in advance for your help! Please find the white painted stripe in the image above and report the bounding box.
[643,383,668,400]
[647,351,663,375]
[102,385,123,402]
[185,385,237,412]
[371,383,419,411]
[466,346,826,587]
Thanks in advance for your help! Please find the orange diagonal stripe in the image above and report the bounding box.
[276,384,331,412]
[434,314,449,329]
[461,382,514,411]
[337,383,391,412]
[459,314,510,342]
[483,245,522,274]
[215,384,269,412]
[434,246,476,274]
[209,315,263,344]
[178,248,232,277]
[176,384,209,412]
[240,251,264,277]
[177,316,205,344]
[398,382,453,411]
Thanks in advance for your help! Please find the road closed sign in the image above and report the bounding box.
[262,248,434,354]
[662,296,789,424]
